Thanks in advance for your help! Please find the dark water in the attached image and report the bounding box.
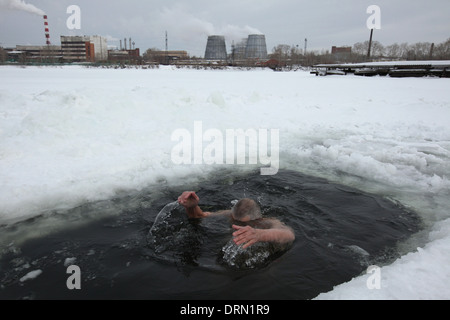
[0,169,421,300]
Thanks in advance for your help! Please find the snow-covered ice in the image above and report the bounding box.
[1,65,449,299]
[19,269,42,282]
[64,257,77,267]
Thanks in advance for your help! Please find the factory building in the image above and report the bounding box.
[204,36,227,60]
[60,35,108,62]
[13,45,62,61]
[11,35,108,63]
[331,46,352,62]
[331,46,352,54]
[232,38,248,60]
[204,34,268,62]
[245,34,268,59]
[108,48,142,63]
[141,50,188,64]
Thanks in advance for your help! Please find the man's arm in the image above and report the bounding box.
[178,191,209,218]
[232,220,295,249]
[178,191,231,219]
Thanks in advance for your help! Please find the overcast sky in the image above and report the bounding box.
[1,0,449,56]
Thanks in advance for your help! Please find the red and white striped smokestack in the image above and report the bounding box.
[43,15,51,45]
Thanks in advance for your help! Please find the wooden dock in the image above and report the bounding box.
[311,61,450,78]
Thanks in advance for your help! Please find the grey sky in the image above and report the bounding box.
[1,0,449,57]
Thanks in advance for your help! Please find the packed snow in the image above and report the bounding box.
[19,269,42,282]
[1,65,449,299]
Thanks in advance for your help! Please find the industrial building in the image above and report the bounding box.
[108,48,141,63]
[6,14,108,63]
[6,35,137,64]
[143,50,188,62]
[3,13,139,64]
[204,34,268,62]
[245,34,268,59]
[8,15,63,62]
[232,38,248,60]
[60,35,108,62]
[331,46,352,54]
[331,46,352,62]
[204,36,227,60]
[12,45,62,61]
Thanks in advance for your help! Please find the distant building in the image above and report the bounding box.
[245,35,268,60]
[60,35,108,62]
[108,48,141,63]
[13,45,62,61]
[205,36,227,60]
[332,46,352,54]
[332,46,352,61]
[150,50,187,60]
[232,38,248,61]
[143,50,188,64]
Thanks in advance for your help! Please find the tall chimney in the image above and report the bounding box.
[43,15,51,45]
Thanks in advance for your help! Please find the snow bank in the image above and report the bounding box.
[19,269,43,282]
[315,218,450,300]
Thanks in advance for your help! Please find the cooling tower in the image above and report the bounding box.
[245,34,267,59]
[234,38,248,60]
[204,35,227,60]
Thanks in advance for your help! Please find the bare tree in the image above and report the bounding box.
[385,43,400,59]
[398,43,410,59]
[406,42,432,60]
[353,41,384,58]
[371,41,385,57]
[271,44,291,62]
[352,42,367,56]
[434,38,450,60]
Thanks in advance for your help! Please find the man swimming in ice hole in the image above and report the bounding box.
[178,191,295,249]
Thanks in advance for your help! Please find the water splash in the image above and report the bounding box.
[148,201,183,253]
[220,239,272,269]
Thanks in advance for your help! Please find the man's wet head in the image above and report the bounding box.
[231,198,262,222]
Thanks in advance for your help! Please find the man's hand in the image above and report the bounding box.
[178,191,199,208]
[178,191,209,219]
[232,225,261,249]
[232,222,295,248]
